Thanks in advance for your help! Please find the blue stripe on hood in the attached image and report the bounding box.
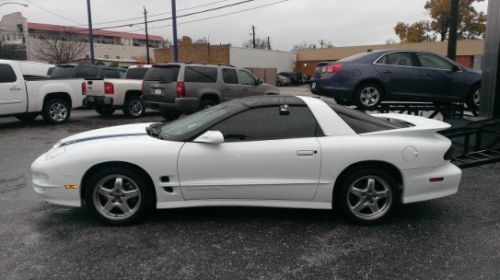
[59,133,147,147]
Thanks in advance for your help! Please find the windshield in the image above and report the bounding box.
[144,65,180,82]
[159,103,234,141]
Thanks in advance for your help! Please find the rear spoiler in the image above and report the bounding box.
[366,113,451,136]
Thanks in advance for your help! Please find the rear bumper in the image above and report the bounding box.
[83,96,113,107]
[401,162,462,204]
[310,78,354,101]
[141,96,199,113]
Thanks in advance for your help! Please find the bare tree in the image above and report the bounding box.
[291,42,318,52]
[32,33,87,64]
[243,37,270,49]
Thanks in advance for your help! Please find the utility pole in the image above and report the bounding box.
[143,6,150,64]
[319,39,326,48]
[447,0,459,60]
[267,36,271,50]
[86,0,95,64]
[171,0,179,62]
[251,25,256,48]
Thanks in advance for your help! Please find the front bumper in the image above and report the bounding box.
[401,162,462,204]
[31,153,81,207]
[83,95,113,107]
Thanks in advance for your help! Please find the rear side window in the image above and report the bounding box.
[126,68,150,79]
[50,66,75,78]
[0,64,17,83]
[376,52,416,67]
[76,66,99,78]
[222,68,238,84]
[144,66,180,82]
[211,105,321,142]
[184,66,218,83]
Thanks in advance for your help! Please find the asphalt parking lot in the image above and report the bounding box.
[1,90,500,279]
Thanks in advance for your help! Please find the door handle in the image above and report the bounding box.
[297,150,315,156]
[9,86,22,91]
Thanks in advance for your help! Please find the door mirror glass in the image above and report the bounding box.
[255,78,263,85]
[194,130,224,144]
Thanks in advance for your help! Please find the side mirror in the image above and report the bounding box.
[452,65,461,72]
[255,79,263,85]
[194,130,224,144]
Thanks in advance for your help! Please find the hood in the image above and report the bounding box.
[56,122,154,148]
[367,113,451,137]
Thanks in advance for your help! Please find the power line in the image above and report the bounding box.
[24,0,83,25]
[91,0,260,30]
[130,0,289,32]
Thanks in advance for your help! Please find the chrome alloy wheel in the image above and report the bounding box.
[92,175,142,221]
[360,86,380,107]
[347,176,392,221]
[48,102,68,122]
[473,89,480,107]
[128,99,144,117]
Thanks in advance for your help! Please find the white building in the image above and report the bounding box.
[0,12,164,65]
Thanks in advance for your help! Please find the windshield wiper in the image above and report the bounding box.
[146,123,163,140]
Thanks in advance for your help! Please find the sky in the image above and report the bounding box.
[0,0,489,51]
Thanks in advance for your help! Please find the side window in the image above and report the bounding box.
[239,70,256,86]
[184,66,218,83]
[211,105,320,142]
[417,53,454,70]
[222,68,238,84]
[0,64,17,83]
[376,52,415,67]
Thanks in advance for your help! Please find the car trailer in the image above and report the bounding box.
[360,102,477,120]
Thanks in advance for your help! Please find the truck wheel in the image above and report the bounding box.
[42,99,71,124]
[161,111,180,121]
[123,96,144,118]
[96,106,116,116]
[15,113,38,122]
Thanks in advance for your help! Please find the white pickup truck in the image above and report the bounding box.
[0,60,85,124]
[83,65,151,118]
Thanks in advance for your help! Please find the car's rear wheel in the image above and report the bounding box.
[199,98,218,110]
[123,95,144,118]
[355,83,383,110]
[335,169,397,225]
[466,84,481,110]
[85,167,154,225]
[95,106,115,116]
[42,98,71,124]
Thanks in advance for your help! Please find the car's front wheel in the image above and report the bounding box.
[85,167,154,225]
[335,168,397,225]
[355,83,383,110]
[466,84,481,111]
[42,98,71,124]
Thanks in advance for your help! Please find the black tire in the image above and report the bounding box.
[466,84,481,111]
[355,83,383,110]
[85,167,154,225]
[123,95,144,118]
[95,106,116,116]
[42,98,71,125]
[334,97,351,106]
[161,111,180,121]
[334,168,398,225]
[15,113,38,122]
[198,97,218,110]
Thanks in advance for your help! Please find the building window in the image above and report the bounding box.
[116,56,120,59]
[104,55,109,59]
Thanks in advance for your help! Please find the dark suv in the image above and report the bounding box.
[141,63,279,119]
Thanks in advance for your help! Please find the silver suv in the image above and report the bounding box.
[141,63,279,119]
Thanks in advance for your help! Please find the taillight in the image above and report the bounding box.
[81,82,87,95]
[322,64,343,73]
[176,82,185,98]
[104,82,114,94]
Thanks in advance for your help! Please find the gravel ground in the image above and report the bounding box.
[0,91,499,279]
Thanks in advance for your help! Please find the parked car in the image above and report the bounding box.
[83,65,152,118]
[276,74,291,86]
[141,63,279,120]
[278,72,304,85]
[0,59,85,124]
[310,50,482,110]
[32,95,461,225]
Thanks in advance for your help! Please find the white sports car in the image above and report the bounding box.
[32,96,462,225]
